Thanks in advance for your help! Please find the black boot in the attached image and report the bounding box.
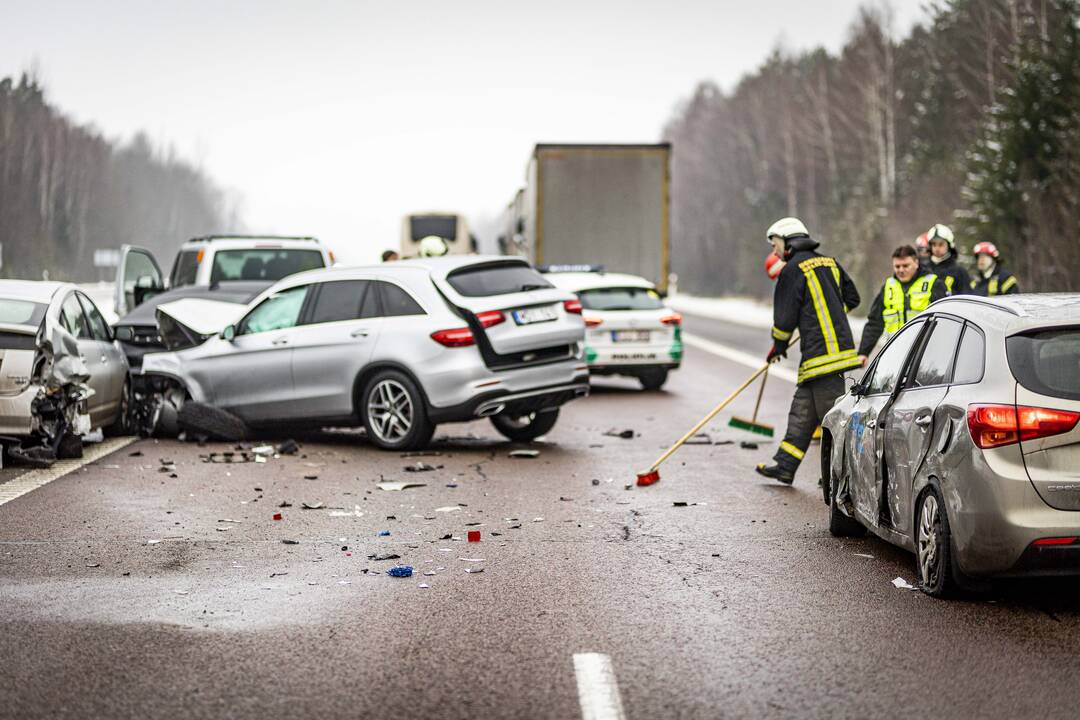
[755,463,794,485]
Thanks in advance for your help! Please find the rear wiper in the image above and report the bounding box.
[519,283,549,291]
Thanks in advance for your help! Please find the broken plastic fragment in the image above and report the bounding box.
[369,553,401,561]
[282,539,300,545]
[418,583,430,588]
[465,567,484,574]
[378,530,391,537]
[604,428,635,439]
[301,502,324,510]
[405,462,437,472]
[508,449,540,458]
[435,506,461,513]
[467,530,481,542]
[891,577,917,590]
[387,565,414,578]
[377,481,427,491]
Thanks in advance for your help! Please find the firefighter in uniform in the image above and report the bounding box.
[858,244,947,363]
[755,218,862,485]
[969,242,1020,296]
[926,223,969,295]
[915,232,931,273]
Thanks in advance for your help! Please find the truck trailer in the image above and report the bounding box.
[495,144,671,291]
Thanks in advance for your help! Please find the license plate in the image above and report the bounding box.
[613,330,650,343]
[512,305,558,325]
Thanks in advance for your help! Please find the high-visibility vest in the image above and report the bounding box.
[882,274,937,333]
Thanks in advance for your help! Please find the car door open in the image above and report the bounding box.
[114,245,165,317]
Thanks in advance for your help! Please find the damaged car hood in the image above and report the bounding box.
[156,298,246,350]
[115,282,269,329]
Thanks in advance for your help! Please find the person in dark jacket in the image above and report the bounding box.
[858,244,947,362]
[755,217,861,485]
[926,223,970,295]
[969,242,1020,296]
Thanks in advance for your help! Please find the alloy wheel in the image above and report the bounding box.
[367,379,414,443]
[917,494,941,587]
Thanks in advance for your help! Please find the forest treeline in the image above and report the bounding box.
[0,73,234,281]
[663,0,1080,300]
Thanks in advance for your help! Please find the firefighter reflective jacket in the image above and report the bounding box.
[970,265,1019,296]
[858,273,946,356]
[771,239,862,385]
[930,252,970,296]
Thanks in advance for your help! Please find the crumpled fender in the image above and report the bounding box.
[140,351,210,403]
[46,324,91,389]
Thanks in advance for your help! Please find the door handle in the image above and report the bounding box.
[915,415,932,426]
[350,329,369,338]
[272,338,289,346]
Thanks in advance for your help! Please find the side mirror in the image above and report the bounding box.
[846,375,862,396]
[221,324,236,341]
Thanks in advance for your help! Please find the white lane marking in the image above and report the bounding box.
[573,653,627,720]
[0,436,137,507]
[682,332,798,384]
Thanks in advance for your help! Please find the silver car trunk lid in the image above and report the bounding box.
[0,326,39,396]
[1016,385,1080,511]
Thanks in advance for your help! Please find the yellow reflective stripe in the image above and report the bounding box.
[944,275,955,293]
[805,270,839,356]
[988,278,999,295]
[780,441,805,460]
[1001,276,1017,293]
[832,266,841,288]
[798,354,863,383]
[801,349,858,370]
[772,326,793,341]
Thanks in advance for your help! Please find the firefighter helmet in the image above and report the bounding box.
[418,235,449,257]
[915,232,929,249]
[766,217,810,241]
[972,241,999,259]
[927,224,955,249]
[765,252,785,280]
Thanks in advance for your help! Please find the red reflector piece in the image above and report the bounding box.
[431,328,475,347]
[1032,537,1078,546]
[968,404,1080,449]
[584,317,603,327]
[564,299,583,315]
[467,530,481,542]
[476,310,505,328]
[660,313,682,326]
[273,513,282,521]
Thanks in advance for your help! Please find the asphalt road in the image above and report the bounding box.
[1,312,1079,719]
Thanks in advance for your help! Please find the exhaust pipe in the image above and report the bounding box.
[476,403,505,418]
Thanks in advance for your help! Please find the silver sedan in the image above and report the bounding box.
[141,256,590,450]
[822,294,1080,596]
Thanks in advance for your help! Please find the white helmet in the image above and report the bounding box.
[418,235,449,257]
[926,224,955,249]
[766,217,810,241]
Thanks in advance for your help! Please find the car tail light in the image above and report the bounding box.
[1032,537,1078,546]
[564,299,583,315]
[584,316,603,327]
[967,404,1080,449]
[431,328,475,347]
[476,310,505,328]
[660,313,682,326]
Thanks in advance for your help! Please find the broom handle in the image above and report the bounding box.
[645,330,798,473]
[749,367,769,423]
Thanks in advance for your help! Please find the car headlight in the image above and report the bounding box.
[114,326,134,341]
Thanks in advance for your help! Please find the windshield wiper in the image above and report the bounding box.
[519,283,549,291]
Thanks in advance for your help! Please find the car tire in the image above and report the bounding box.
[828,480,866,538]
[178,402,249,442]
[361,370,435,451]
[638,369,668,391]
[104,380,132,437]
[490,408,559,442]
[915,486,959,598]
[56,432,83,459]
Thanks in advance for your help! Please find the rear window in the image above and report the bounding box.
[1007,328,1080,401]
[410,215,457,241]
[579,287,663,311]
[170,250,201,287]
[210,249,324,283]
[447,263,552,297]
[0,299,47,328]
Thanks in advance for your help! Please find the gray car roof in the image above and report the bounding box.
[927,293,1080,334]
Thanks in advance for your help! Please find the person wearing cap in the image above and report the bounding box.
[926,223,970,295]
[858,244,946,363]
[755,217,861,485]
[969,242,1020,296]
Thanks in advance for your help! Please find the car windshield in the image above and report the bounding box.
[446,263,552,297]
[210,249,324,284]
[0,298,48,328]
[1007,328,1080,401]
[578,286,663,311]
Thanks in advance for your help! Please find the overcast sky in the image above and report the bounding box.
[4,0,926,264]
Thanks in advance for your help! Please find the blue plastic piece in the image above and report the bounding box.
[387,565,413,578]
[378,530,391,536]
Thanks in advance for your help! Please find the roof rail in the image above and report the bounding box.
[188,235,319,243]
[931,296,1023,317]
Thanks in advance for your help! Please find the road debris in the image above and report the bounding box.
[465,567,484,574]
[604,428,635,439]
[273,513,283,521]
[467,530,481,542]
[203,451,253,464]
[377,481,426,491]
[301,501,324,510]
[282,539,300,545]
[405,462,439,472]
[508,449,540,458]
[277,439,300,455]
[418,583,430,588]
[854,553,875,559]
[435,506,462,513]
[369,553,401,561]
[387,565,414,578]
[378,530,391,537]
[684,433,712,445]
[591,478,600,486]
[891,577,918,590]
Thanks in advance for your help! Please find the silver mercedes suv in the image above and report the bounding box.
[139,256,590,450]
[821,294,1080,596]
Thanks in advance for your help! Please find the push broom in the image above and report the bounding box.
[728,367,774,437]
[636,331,797,486]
